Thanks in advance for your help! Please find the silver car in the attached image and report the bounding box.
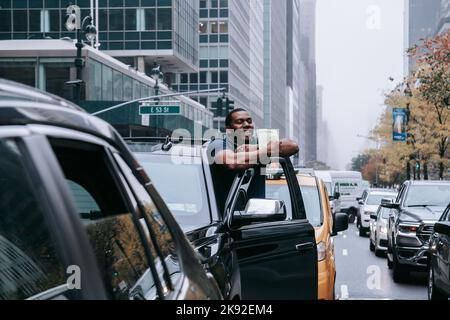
[358,189,397,236]
[369,206,392,257]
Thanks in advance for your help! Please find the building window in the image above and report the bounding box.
[109,9,124,31]
[219,71,228,83]
[144,9,156,30]
[190,73,198,84]
[45,64,72,101]
[219,21,228,33]
[0,62,35,88]
[13,10,27,32]
[199,71,207,83]
[29,10,41,32]
[199,22,207,34]
[125,9,137,31]
[157,8,171,30]
[0,9,11,32]
[211,71,218,83]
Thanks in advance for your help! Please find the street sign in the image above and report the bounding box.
[139,101,181,115]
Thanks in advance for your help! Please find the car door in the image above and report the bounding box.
[0,132,107,300]
[226,158,318,300]
[436,207,450,292]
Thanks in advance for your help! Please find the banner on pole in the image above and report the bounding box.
[392,108,407,142]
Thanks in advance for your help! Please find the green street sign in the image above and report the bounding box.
[139,105,181,115]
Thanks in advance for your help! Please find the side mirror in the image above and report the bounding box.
[334,192,341,200]
[358,200,364,205]
[332,213,349,235]
[370,214,378,220]
[381,202,400,210]
[434,222,450,237]
[232,199,287,227]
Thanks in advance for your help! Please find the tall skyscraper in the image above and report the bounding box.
[286,0,302,165]
[299,0,317,164]
[404,0,443,73]
[171,0,265,131]
[316,85,328,165]
[263,0,287,138]
[436,0,450,34]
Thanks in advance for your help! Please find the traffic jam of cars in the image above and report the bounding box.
[0,79,449,301]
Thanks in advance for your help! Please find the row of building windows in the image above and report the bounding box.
[0,0,172,9]
[199,0,228,9]
[0,8,172,33]
[173,70,228,85]
[199,59,229,68]
[199,8,228,18]
[199,34,228,43]
[199,21,228,34]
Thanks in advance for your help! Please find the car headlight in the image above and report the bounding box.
[317,241,327,262]
[379,226,387,234]
[398,223,420,234]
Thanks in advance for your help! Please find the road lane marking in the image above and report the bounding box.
[343,249,348,256]
[340,285,349,300]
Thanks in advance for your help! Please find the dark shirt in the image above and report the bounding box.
[206,138,265,217]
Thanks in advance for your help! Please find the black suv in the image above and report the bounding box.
[128,138,348,300]
[0,79,221,300]
[384,180,450,282]
[428,203,450,300]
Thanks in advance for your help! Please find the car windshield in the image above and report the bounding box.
[134,153,210,231]
[404,185,450,208]
[366,194,397,206]
[266,182,322,227]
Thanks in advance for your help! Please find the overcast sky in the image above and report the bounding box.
[316,0,405,170]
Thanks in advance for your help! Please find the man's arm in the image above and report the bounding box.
[215,139,299,171]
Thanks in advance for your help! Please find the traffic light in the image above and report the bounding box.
[225,98,235,115]
[216,97,224,117]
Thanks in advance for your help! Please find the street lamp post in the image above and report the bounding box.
[65,5,97,105]
[150,63,164,136]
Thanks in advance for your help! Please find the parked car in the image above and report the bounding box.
[0,79,222,300]
[357,189,397,237]
[369,205,392,256]
[129,139,320,300]
[385,181,450,283]
[428,203,450,300]
[265,174,348,300]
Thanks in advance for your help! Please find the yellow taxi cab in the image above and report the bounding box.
[266,174,348,300]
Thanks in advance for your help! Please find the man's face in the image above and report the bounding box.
[228,111,254,142]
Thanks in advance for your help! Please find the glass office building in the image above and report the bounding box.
[170,0,265,131]
[0,40,213,136]
[0,0,199,74]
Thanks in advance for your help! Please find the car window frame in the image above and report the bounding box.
[111,150,182,299]
[4,133,108,300]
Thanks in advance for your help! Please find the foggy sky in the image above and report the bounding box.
[316,0,405,170]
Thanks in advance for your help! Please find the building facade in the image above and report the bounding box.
[263,0,287,138]
[404,0,443,73]
[0,0,199,75]
[299,0,317,164]
[170,0,265,131]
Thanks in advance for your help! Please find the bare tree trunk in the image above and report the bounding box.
[439,161,444,180]
[424,162,429,180]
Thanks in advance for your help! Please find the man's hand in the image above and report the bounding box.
[268,139,299,158]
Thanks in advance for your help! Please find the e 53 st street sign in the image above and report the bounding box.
[139,101,181,115]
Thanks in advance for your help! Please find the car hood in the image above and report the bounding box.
[399,206,446,223]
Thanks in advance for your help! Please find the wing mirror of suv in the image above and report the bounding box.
[434,222,450,237]
[381,198,394,205]
[381,202,400,210]
[232,199,287,227]
[358,200,364,205]
[332,213,349,236]
[370,214,378,220]
[334,192,341,200]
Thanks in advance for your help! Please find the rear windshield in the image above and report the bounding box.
[134,153,210,231]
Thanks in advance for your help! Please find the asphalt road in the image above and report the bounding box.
[334,223,428,300]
